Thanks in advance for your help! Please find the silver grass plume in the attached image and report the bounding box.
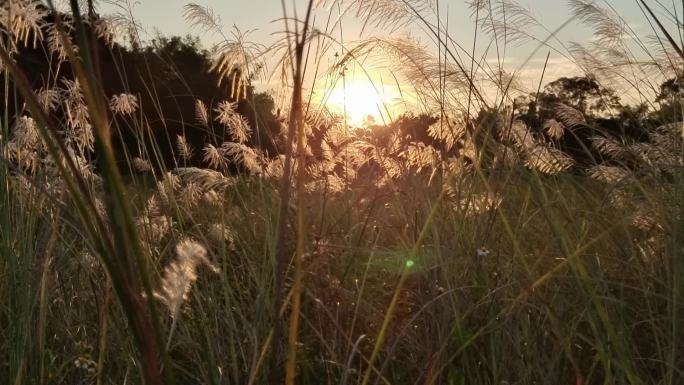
[569,0,625,48]
[264,155,286,179]
[87,15,116,47]
[136,215,172,246]
[215,101,251,143]
[587,165,631,184]
[36,87,60,112]
[157,172,181,206]
[184,4,266,99]
[154,238,218,319]
[220,142,263,174]
[133,157,152,172]
[467,0,540,45]
[525,146,574,175]
[0,0,47,48]
[507,120,536,150]
[176,135,194,160]
[554,103,586,127]
[195,99,209,126]
[109,93,139,116]
[206,223,236,248]
[427,115,466,151]
[451,192,503,217]
[334,37,473,112]
[174,167,236,194]
[543,119,564,140]
[319,0,433,31]
[45,20,77,62]
[203,144,226,169]
[590,135,626,159]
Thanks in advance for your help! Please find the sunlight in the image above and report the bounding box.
[322,77,403,126]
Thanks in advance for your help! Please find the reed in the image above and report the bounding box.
[0,1,682,384]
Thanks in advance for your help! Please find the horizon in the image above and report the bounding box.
[3,2,684,384]
[88,0,681,122]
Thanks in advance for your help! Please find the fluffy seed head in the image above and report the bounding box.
[177,135,194,160]
[109,93,139,115]
[133,157,153,172]
[154,238,218,318]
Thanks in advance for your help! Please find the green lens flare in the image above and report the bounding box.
[405,260,414,268]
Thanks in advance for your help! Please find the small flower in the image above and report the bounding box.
[476,247,490,258]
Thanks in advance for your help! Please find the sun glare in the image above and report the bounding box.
[322,79,403,126]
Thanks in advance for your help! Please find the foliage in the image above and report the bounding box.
[0,1,682,385]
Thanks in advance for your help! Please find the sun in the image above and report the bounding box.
[322,78,402,126]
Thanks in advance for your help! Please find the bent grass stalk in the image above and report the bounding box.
[2,2,171,384]
[284,2,316,385]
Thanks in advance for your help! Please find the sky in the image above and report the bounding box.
[94,0,682,121]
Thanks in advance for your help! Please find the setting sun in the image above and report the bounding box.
[5,1,682,384]
[322,78,403,126]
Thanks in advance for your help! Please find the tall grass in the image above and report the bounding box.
[0,0,682,384]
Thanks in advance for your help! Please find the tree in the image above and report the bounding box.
[3,7,273,172]
[653,75,683,123]
[536,75,621,118]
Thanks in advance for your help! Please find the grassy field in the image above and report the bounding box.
[1,1,683,384]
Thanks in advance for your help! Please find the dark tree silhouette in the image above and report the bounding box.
[538,75,621,116]
[3,10,282,173]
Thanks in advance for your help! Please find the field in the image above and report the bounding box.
[0,1,683,385]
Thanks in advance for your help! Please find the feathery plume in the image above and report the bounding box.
[508,120,536,150]
[1,1,47,48]
[588,165,630,184]
[525,146,574,175]
[136,214,171,245]
[207,223,236,247]
[543,119,565,140]
[45,22,76,62]
[133,157,153,172]
[154,238,218,319]
[215,101,251,143]
[569,0,625,47]
[177,135,194,160]
[203,144,226,169]
[109,93,139,116]
[36,88,60,112]
[554,103,586,127]
[220,142,262,174]
[195,99,209,126]
[175,167,236,193]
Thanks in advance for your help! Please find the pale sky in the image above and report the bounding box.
[94,0,682,120]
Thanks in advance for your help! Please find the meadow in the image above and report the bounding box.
[0,1,683,384]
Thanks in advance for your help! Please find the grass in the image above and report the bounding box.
[1,0,683,384]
